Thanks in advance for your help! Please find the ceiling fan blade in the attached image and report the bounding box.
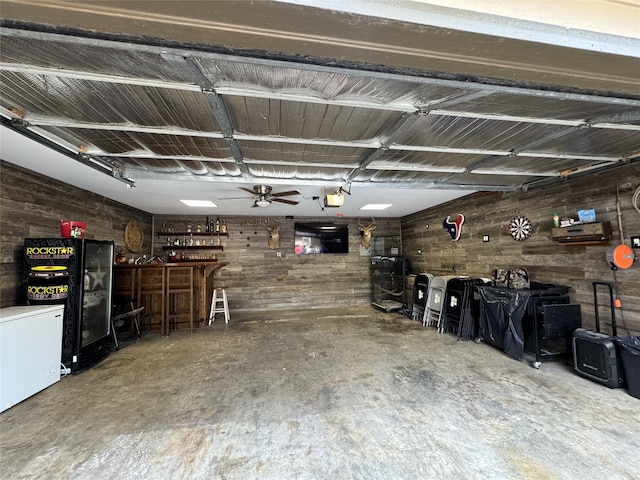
[271,190,300,197]
[272,198,299,205]
[218,196,254,200]
[239,187,257,194]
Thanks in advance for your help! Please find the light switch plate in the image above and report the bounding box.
[482,235,490,242]
[631,236,640,249]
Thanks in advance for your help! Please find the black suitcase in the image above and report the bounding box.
[572,282,624,388]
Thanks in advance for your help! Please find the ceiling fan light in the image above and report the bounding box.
[256,199,271,207]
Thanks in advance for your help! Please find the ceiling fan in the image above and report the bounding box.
[226,185,300,207]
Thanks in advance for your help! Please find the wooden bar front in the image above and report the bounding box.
[114,262,227,335]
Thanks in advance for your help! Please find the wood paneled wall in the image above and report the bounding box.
[401,162,640,335]
[4,157,638,332]
[0,161,153,307]
[152,215,402,312]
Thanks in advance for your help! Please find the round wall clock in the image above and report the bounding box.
[124,220,144,252]
[508,216,533,241]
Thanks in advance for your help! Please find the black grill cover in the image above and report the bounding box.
[478,286,532,360]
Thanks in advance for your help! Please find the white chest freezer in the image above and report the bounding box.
[0,305,64,413]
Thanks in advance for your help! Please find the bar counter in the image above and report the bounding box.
[114,261,227,335]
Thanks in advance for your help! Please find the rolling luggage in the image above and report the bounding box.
[572,282,624,388]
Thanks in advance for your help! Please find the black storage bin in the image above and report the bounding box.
[617,337,640,399]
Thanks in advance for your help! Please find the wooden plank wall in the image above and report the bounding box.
[401,162,640,335]
[5,156,638,331]
[0,161,153,307]
[152,215,402,312]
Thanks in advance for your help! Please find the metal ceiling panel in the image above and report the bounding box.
[0,34,197,83]
[246,164,348,181]
[394,114,564,151]
[238,140,368,166]
[42,128,231,160]
[0,72,220,131]
[42,126,147,155]
[1,22,638,206]
[109,157,242,176]
[370,150,488,170]
[530,128,639,157]
[196,57,469,108]
[451,92,640,123]
[223,96,405,141]
[475,155,599,176]
[352,169,455,185]
[444,172,547,187]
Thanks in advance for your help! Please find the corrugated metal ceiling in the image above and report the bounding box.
[1,16,639,214]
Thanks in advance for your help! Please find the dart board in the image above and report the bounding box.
[508,216,533,241]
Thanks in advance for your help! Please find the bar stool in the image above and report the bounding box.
[137,266,165,335]
[111,296,143,349]
[166,266,195,334]
[208,288,229,324]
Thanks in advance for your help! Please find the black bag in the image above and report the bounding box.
[492,268,530,290]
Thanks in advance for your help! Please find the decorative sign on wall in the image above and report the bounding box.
[508,216,533,241]
[443,214,465,241]
[124,220,144,252]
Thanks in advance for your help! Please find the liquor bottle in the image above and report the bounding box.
[221,220,227,233]
[205,217,210,233]
[215,217,220,232]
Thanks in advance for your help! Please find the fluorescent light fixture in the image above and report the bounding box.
[180,200,218,207]
[361,204,392,210]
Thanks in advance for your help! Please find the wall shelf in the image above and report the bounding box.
[158,232,228,237]
[551,221,611,244]
[161,245,223,251]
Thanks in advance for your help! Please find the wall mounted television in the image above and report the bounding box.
[294,222,349,254]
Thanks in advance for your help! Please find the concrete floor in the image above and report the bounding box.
[1,306,639,480]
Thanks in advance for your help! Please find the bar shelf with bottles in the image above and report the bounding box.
[159,217,228,250]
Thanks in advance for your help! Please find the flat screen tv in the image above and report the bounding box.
[294,222,349,254]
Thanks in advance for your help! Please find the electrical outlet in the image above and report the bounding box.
[276,251,282,257]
